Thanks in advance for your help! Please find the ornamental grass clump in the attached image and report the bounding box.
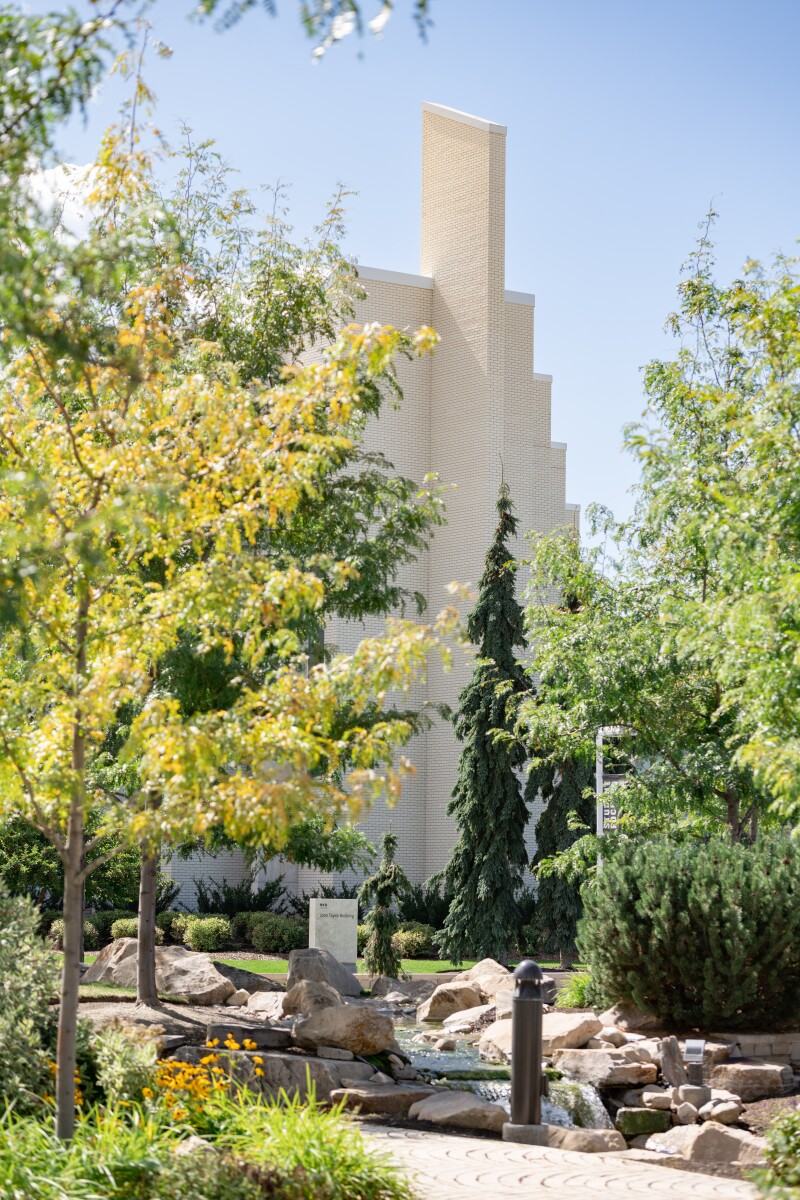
[579,835,800,1030]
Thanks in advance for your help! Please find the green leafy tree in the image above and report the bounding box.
[527,755,595,968]
[521,506,771,850]
[436,483,530,965]
[0,818,141,912]
[625,225,800,823]
[359,831,411,978]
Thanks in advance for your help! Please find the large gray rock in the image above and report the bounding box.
[83,939,235,1005]
[550,1049,657,1088]
[710,1059,793,1102]
[615,1107,672,1137]
[681,1122,767,1166]
[245,992,285,1020]
[282,979,343,1016]
[478,1018,513,1063]
[417,981,483,1022]
[408,1089,507,1132]
[211,961,283,993]
[286,948,361,997]
[597,1004,663,1033]
[293,1005,395,1055]
[331,1083,436,1116]
[541,1011,602,1053]
[547,1127,627,1154]
[659,1035,689,1087]
[254,1050,373,1102]
[443,1003,496,1034]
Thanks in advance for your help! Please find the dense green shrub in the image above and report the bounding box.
[194,873,288,917]
[284,882,361,919]
[358,923,369,955]
[184,915,232,952]
[0,1089,414,1200]
[247,913,308,954]
[90,908,135,941]
[49,918,100,952]
[579,835,800,1029]
[398,879,453,929]
[156,910,187,941]
[36,907,63,937]
[110,918,164,945]
[392,921,437,958]
[755,1106,800,1197]
[0,889,59,1111]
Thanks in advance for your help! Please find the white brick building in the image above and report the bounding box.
[167,103,577,905]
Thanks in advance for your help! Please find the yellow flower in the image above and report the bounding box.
[242,1038,257,1050]
[252,1056,263,1065]
[255,1068,264,1078]
[142,1087,154,1099]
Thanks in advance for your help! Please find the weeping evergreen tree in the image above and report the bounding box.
[527,756,596,968]
[436,483,530,965]
[359,831,412,979]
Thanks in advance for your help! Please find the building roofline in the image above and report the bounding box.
[422,101,506,136]
[533,371,553,383]
[357,265,433,289]
[505,289,535,306]
[565,503,581,511]
[551,440,567,450]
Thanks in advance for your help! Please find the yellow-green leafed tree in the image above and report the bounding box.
[0,144,448,1139]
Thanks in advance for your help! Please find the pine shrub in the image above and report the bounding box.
[437,484,530,964]
[579,835,800,1029]
[246,913,308,954]
[359,832,411,978]
[184,916,231,952]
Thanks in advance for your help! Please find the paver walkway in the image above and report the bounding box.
[364,1127,758,1200]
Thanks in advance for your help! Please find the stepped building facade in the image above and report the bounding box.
[167,102,577,904]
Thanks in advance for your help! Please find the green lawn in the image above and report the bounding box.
[214,957,577,975]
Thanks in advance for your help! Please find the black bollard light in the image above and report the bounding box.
[509,959,545,1129]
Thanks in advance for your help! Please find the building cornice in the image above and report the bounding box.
[505,289,535,306]
[357,265,433,289]
[422,101,506,136]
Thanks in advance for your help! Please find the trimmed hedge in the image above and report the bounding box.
[49,918,100,952]
[391,921,437,958]
[110,918,164,945]
[247,913,308,955]
[184,916,232,952]
[156,910,187,942]
[90,909,136,941]
[579,835,800,1030]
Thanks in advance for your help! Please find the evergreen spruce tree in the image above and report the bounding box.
[359,832,412,979]
[437,483,529,965]
[527,756,596,968]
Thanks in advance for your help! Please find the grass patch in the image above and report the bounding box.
[79,982,136,1001]
[216,957,580,975]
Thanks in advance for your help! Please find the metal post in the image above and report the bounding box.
[502,960,548,1145]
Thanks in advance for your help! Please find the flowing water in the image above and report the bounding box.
[393,1020,613,1130]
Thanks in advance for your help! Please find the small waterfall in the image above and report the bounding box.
[394,1020,612,1131]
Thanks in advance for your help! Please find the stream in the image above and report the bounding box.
[392,1019,613,1130]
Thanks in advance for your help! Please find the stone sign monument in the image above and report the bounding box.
[309,898,358,972]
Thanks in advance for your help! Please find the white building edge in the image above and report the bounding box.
[167,102,578,905]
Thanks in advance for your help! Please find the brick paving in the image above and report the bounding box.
[364,1126,757,1200]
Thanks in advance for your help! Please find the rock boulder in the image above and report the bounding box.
[547,1127,627,1154]
[282,979,343,1016]
[293,1005,395,1056]
[550,1049,657,1088]
[478,1018,513,1063]
[710,1059,793,1102]
[286,948,361,997]
[541,1011,602,1053]
[417,981,483,1022]
[331,1083,436,1116]
[83,939,235,1005]
[681,1122,767,1166]
[408,1089,507,1132]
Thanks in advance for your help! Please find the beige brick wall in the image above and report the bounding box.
[171,103,577,903]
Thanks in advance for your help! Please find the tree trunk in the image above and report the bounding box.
[726,792,740,842]
[137,846,159,1006]
[56,838,83,1140]
[750,806,759,844]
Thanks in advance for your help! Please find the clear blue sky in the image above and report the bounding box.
[47,0,800,524]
